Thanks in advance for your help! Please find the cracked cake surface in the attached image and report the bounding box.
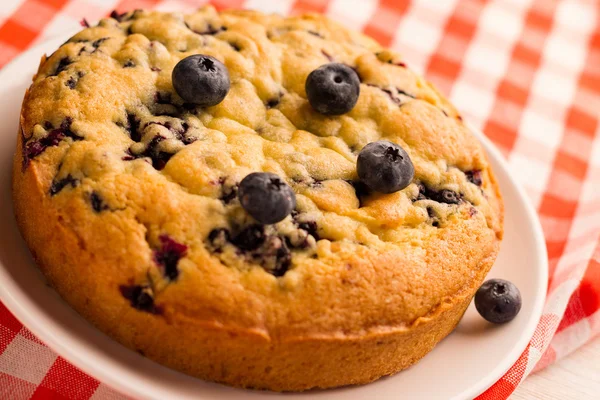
[12,6,503,391]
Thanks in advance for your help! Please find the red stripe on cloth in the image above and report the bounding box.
[566,107,597,138]
[290,0,330,15]
[0,19,38,50]
[210,0,246,11]
[539,194,578,219]
[530,313,563,351]
[0,303,22,353]
[40,0,70,10]
[112,0,163,13]
[0,328,18,355]
[539,76,599,277]
[483,0,560,154]
[476,344,531,400]
[533,344,557,372]
[363,0,411,47]
[0,0,70,50]
[424,1,485,95]
[556,248,600,332]
[0,372,38,399]
[0,302,23,334]
[30,386,72,400]
[31,357,99,400]
[553,149,589,180]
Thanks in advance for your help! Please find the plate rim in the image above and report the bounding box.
[0,33,548,400]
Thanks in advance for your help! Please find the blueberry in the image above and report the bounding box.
[357,140,414,194]
[172,55,230,107]
[90,191,109,212]
[208,228,230,251]
[232,224,266,251]
[49,175,79,196]
[153,235,188,281]
[297,221,319,241]
[475,279,522,324]
[305,63,360,115]
[415,183,462,205]
[119,284,161,314]
[238,172,296,224]
[466,170,483,186]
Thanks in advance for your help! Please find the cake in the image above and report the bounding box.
[12,6,503,391]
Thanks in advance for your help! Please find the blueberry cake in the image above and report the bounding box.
[12,6,503,391]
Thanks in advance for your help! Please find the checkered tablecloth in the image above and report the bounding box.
[0,0,599,399]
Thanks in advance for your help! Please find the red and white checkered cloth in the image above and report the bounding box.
[0,0,598,398]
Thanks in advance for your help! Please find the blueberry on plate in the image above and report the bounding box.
[238,172,296,225]
[357,140,414,194]
[172,54,230,107]
[475,279,522,324]
[305,63,360,115]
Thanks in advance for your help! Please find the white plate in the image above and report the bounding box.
[0,34,547,400]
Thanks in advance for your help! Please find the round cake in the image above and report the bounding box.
[12,6,503,391]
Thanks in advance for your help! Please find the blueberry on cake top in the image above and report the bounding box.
[13,6,503,391]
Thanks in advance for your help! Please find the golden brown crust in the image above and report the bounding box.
[13,6,503,390]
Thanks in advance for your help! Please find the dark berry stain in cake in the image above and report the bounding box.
[416,182,462,205]
[52,57,72,76]
[321,49,334,62]
[208,228,231,252]
[206,226,293,277]
[232,225,266,251]
[153,235,188,281]
[227,41,241,52]
[266,97,280,109]
[145,120,194,144]
[50,175,79,196]
[145,136,172,170]
[375,52,407,68]
[272,246,291,276]
[123,60,136,68]
[123,138,171,168]
[427,206,440,228]
[348,180,372,207]
[119,284,162,314]
[190,24,227,35]
[307,30,324,38]
[90,191,109,212]
[366,84,400,105]
[110,10,128,22]
[154,91,172,104]
[258,236,291,277]
[219,182,238,204]
[366,84,416,104]
[121,150,137,161]
[392,87,416,99]
[65,71,84,89]
[151,66,161,72]
[126,113,141,142]
[23,118,82,168]
[297,220,320,241]
[465,170,483,186]
[91,37,109,53]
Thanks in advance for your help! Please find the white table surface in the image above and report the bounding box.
[511,337,600,400]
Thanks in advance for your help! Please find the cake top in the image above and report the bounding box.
[19,6,502,338]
